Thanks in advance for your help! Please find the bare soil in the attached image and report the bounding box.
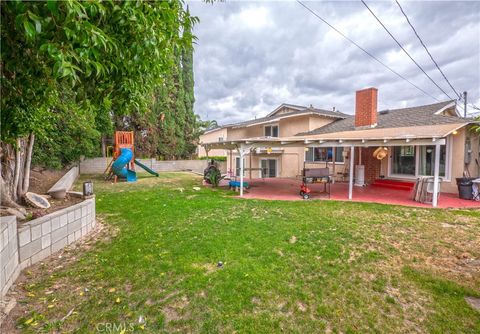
[0,219,111,333]
[1,167,83,225]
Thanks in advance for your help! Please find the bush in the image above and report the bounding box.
[198,156,226,161]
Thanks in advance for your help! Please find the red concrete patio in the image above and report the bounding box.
[231,178,480,209]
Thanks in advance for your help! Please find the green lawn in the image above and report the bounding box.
[10,173,480,333]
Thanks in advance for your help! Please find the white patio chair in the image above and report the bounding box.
[424,177,442,204]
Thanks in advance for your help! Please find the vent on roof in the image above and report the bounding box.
[379,110,389,115]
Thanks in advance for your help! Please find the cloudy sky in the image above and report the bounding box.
[187,0,480,125]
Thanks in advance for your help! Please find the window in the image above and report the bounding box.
[265,125,279,137]
[218,137,224,142]
[305,147,344,163]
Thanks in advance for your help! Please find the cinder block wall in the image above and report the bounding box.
[1,197,96,299]
[80,158,227,175]
[17,197,96,270]
[0,216,20,298]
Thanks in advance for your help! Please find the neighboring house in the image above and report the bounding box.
[198,103,348,178]
[200,87,480,200]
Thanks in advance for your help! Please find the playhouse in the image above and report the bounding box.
[105,131,159,182]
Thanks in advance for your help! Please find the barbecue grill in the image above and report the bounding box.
[299,162,332,199]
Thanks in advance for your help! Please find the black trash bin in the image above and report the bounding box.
[456,177,474,200]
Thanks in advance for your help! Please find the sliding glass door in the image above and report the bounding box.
[391,146,415,176]
[418,145,446,177]
[261,159,277,178]
[390,144,448,178]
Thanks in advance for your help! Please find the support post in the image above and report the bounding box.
[229,149,233,177]
[249,149,252,180]
[348,146,355,200]
[237,145,250,197]
[239,150,245,197]
[432,143,441,207]
[332,147,336,184]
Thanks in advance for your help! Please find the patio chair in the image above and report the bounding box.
[424,177,442,204]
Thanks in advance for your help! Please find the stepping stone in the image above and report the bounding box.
[465,297,480,312]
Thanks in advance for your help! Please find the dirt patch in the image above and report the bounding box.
[1,167,84,224]
[19,194,84,225]
[163,296,190,324]
[191,263,218,275]
[29,168,66,194]
[0,218,113,333]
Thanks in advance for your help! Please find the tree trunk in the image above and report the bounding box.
[20,133,35,196]
[101,136,106,157]
[12,138,21,202]
[0,134,33,207]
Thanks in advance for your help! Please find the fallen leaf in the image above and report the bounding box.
[108,288,116,293]
[116,297,121,303]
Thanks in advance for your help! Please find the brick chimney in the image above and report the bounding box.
[355,87,378,128]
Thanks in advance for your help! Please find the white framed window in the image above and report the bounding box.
[305,147,344,163]
[218,137,224,142]
[264,124,279,137]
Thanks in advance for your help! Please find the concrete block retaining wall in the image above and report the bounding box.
[1,216,20,297]
[0,197,96,300]
[80,157,227,175]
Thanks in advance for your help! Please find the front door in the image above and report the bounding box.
[261,159,277,178]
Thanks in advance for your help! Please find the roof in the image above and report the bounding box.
[223,105,348,129]
[298,123,467,141]
[298,100,461,136]
[266,103,308,117]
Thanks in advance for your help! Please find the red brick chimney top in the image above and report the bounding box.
[355,87,378,128]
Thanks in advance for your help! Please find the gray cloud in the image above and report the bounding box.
[187,0,480,124]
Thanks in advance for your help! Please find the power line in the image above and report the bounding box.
[360,0,454,101]
[395,0,461,99]
[295,0,439,102]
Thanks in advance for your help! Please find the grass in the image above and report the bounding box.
[8,173,480,333]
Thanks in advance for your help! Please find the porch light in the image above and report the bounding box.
[452,130,458,135]
[267,147,272,154]
[304,147,309,152]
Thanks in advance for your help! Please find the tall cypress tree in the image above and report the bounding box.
[182,7,197,157]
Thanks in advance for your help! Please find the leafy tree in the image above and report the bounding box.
[1,0,194,206]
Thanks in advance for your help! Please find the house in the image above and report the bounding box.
[198,103,348,178]
[200,88,479,206]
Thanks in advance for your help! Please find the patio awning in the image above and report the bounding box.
[200,122,473,207]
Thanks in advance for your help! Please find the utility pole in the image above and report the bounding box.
[463,91,467,118]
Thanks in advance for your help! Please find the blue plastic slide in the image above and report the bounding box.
[111,148,137,182]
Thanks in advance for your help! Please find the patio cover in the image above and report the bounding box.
[201,121,473,207]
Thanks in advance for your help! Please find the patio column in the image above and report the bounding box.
[332,147,336,184]
[237,145,250,197]
[249,149,252,180]
[229,149,233,177]
[432,143,441,207]
[348,146,355,200]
